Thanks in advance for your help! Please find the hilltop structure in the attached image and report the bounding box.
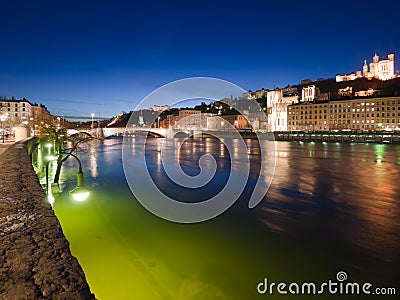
[103,50,400,133]
[336,53,397,82]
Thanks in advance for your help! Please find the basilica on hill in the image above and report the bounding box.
[336,52,397,82]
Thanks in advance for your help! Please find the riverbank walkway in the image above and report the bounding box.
[0,140,15,156]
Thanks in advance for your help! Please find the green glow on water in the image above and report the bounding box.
[50,139,400,300]
[374,143,386,163]
[53,188,272,300]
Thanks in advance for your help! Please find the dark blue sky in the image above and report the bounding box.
[1,0,399,119]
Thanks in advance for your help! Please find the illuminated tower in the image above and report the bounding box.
[373,53,379,63]
[388,53,395,76]
[363,60,368,76]
[370,53,379,76]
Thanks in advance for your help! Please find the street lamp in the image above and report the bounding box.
[45,155,57,195]
[0,114,8,143]
[45,150,91,202]
[67,152,91,201]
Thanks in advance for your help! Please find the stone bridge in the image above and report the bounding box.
[67,127,205,138]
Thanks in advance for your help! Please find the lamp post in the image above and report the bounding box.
[45,155,57,195]
[44,154,58,205]
[67,152,91,201]
[44,150,91,202]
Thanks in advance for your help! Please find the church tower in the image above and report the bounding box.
[370,53,379,76]
[373,53,379,63]
[388,53,394,78]
[363,60,368,76]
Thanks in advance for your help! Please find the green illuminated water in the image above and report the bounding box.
[52,138,400,299]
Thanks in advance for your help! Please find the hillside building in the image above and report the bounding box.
[336,52,397,82]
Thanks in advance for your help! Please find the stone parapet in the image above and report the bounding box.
[0,140,95,299]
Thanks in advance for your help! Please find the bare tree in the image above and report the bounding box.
[37,122,93,184]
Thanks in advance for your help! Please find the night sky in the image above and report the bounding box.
[1,0,399,119]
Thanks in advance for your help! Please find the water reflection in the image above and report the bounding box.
[258,141,400,284]
[89,142,98,178]
[53,138,400,299]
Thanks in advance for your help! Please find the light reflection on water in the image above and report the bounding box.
[53,138,400,299]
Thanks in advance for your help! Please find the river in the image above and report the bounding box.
[53,137,400,299]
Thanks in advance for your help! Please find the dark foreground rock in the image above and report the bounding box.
[0,141,95,300]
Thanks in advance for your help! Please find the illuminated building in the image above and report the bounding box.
[0,97,52,126]
[221,114,250,130]
[301,85,319,102]
[336,52,397,82]
[150,105,170,112]
[166,109,210,129]
[265,87,299,131]
[243,88,268,100]
[288,96,400,131]
[0,98,33,125]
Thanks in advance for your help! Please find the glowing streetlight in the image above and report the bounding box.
[68,153,91,201]
[43,145,91,203]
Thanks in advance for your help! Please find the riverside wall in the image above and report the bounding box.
[0,139,95,299]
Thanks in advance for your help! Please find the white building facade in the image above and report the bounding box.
[301,85,318,102]
[266,89,294,131]
[0,98,33,125]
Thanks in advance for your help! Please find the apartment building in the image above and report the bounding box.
[0,98,33,124]
[288,96,400,131]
